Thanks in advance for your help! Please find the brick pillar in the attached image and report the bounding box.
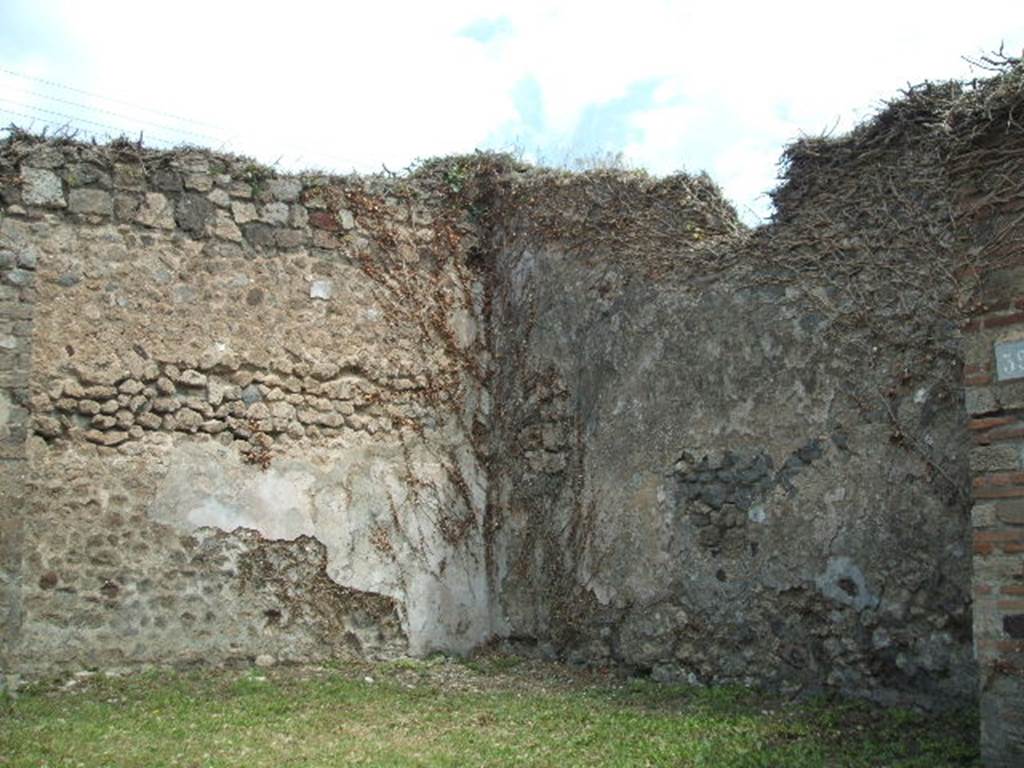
[964,292,1024,765]
[0,231,34,690]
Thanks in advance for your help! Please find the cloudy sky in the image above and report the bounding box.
[1,1,1021,222]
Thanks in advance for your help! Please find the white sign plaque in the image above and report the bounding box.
[995,340,1024,381]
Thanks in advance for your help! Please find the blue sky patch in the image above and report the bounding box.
[459,17,514,44]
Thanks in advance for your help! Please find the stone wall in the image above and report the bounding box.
[1,64,1023,762]
[0,138,492,677]
[485,154,975,707]
[0,208,35,687]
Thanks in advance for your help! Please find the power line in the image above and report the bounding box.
[0,106,72,133]
[0,106,149,144]
[0,102,178,147]
[0,87,227,145]
[0,65,224,131]
[0,101,408,179]
[0,100,361,171]
[0,68,370,174]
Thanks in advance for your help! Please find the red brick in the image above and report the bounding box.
[966,363,993,375]
[1002,586,1024,596]
[997,600,1024,611]
[966,374,994,386]
[975,542,995,556]
[984,312,1024,329]
[976,530,1024,543]
[975,472,1024,487]
[974,486,1024,499]
[982,298,1015,313]
[980,425,1024,444]
[969,416,1017,431]
[977,639,1024,653]
[1005,543,1024,554]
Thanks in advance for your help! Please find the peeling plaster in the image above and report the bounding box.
[148,441,492,655]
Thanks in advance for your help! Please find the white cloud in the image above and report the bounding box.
[1,0,1021,221]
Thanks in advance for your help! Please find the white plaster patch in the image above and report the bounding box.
[310,279,333,300]
[592,581,616,605]
[151,446,316,541]
[815,556,879,611]
[449,307,477,349]
[0,389,10,437]
[186,497,256,532]
[146,440,494,656]
[509,249,537,301]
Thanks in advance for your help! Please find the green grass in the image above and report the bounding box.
[0,658,979,767]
